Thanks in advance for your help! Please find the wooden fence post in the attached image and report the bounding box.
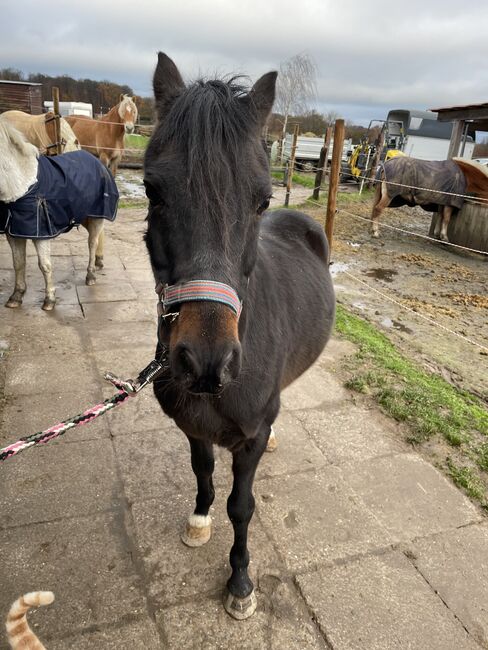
[284,123,299,207]
[52,87,62,155]
[325,119,345,260]
[313,126,333,200]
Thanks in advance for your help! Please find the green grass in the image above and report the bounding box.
[124,134,149,150]
[446,459,487,506]
[335,304,488,447]
[271,170,316,189]
[118,198,147,209]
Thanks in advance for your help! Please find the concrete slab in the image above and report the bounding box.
[410,523,488,647]
[6,318,85,355]
[0,388,110,447]
[297,551,479,650]
[87,319,156,351]
[281,361,349,411]
[0,512,148,647]
[131,492,281,608]
[77,282,137,304]
[4,353,95,397]
[345,453,481,541]
[294,403,405,465]
[49,618,161,650]
[255,468,392,572]
[82,300,157,324]
[0,439,120,528]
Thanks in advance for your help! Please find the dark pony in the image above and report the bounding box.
[144,53,335,619]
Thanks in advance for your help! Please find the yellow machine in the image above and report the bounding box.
[340,120,405,183]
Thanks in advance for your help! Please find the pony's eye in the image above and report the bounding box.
[144,180,162,205]
[257,198,270,214]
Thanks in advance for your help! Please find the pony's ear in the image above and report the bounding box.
[250,71,278,126]
[119,93,124,102]
[153,52,185,117]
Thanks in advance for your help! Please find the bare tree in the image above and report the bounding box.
[275,53,317,156]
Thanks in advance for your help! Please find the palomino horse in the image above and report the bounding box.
[0,122,118,310]
[66,95,138,175]
[144,53,335,619]
[371,156,468,242]
[0,110,80,155]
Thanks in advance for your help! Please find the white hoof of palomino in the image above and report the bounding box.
[265,427,277,453]
[5,299,22,309]
[85,275,96,286]
[223,588,257,620]
[181,514,212,547]
[42,299,56,311]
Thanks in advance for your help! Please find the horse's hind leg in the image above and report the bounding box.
[439,205,453,242]
[33,239,56,310]
[265,426,277,452]
[5,235,27,308]
[181,438,215,547]
[84,218,104,285]
[95,228,104,269]
[224,425,270,620]
[371,180,391,238]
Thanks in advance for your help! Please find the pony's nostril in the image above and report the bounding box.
[218,344,241,383]
[174,344,200,381]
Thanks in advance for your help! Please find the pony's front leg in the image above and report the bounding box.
[33,239,56,310]
[5,235,27,308]
[181,438,215,547]
[224,425,270,620]
[95,227,104,269]
[84,219,104,285]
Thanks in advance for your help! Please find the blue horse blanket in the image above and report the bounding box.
[0,150,118,239]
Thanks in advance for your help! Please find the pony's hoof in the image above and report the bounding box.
[95,256,104,269]
[223,589,257,620]
[42,298,56,311]
[85,273,96,286]
[181,514,212,547]
[440,235,449,243]
[265,427,277,453]
[371,231,379,239]
[5,298,22,309]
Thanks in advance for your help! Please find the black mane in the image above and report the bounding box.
[152,77,261,223]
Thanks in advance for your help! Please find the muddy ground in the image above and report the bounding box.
[117,169,487,402]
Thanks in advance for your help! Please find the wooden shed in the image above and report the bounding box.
[428,101,488,254]
[0,80,43,115]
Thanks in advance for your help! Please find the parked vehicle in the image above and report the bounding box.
[281,134,353,170]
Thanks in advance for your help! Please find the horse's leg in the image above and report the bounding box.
[371,180,391,238]
[433,207,442,238]
[99,151,111,169]
[5,235,27,308]
[95,227,104,269]
[84,218,104,285]
[439,205,453,242]
[181,438,215,547]
[265,426,277,452]
[224,424,270,620]
[33,239,56,310]
[110,153,121,176]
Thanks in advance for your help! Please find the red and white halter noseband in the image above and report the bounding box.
[158,280,242,318]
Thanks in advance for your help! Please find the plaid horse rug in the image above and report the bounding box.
[0,150,118,238]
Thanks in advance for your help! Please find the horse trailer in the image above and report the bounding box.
[43,101,93,118]
[386,109,475,160]
[281,134,353,169]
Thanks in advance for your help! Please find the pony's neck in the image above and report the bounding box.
[102,105,122,124]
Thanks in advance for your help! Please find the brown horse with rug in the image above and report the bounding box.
[66,95,138,175]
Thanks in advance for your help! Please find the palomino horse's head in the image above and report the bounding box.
[0,121,39,203]
[118,95,138,134]
[144,53,277,395]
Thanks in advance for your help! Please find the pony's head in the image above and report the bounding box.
[145,53,276,395]
[118,95,138,134]
[0,121,38,203]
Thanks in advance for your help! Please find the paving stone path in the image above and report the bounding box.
[1,209,487,649]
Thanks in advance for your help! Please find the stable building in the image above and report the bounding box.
[0,80,43,115]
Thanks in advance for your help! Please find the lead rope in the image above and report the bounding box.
[0,355,168,462]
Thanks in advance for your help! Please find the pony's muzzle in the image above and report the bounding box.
[125,123,135,134]
[172,340,241,394]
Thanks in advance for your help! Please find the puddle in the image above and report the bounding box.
[364,268,398,282]
[381,317,413,334]
[116,169,146,200]
[330,262,350,277]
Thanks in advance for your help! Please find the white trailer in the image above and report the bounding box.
[281,134,353,169]
[43,101,93,118]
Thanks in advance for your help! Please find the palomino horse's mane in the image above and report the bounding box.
[118,95,138,121]
[151,77,259,226]
[0,121,38,203]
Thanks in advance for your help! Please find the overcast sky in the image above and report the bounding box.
[2,0,488,125]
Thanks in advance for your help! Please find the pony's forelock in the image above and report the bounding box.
[118,95,138,120]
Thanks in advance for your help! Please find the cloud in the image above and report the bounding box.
[1,0,487,122]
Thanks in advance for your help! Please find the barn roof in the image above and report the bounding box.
[430,101,488,125]
[0,80,42,86]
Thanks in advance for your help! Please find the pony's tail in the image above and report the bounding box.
[6,591,54,650]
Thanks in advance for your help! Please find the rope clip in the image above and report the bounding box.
[104,358,165,394]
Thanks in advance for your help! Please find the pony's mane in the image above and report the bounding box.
[118,95,138,120]
[154,76,260,224]
[0,121,39,202]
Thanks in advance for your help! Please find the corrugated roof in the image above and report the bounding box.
[0,80,42,86]
[430,101,488,112]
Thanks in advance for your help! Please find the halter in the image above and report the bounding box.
[157,280,242,319]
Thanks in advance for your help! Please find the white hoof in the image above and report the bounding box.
[265,427,277,453]
[181,514,212,547]
[223,588,257,620]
